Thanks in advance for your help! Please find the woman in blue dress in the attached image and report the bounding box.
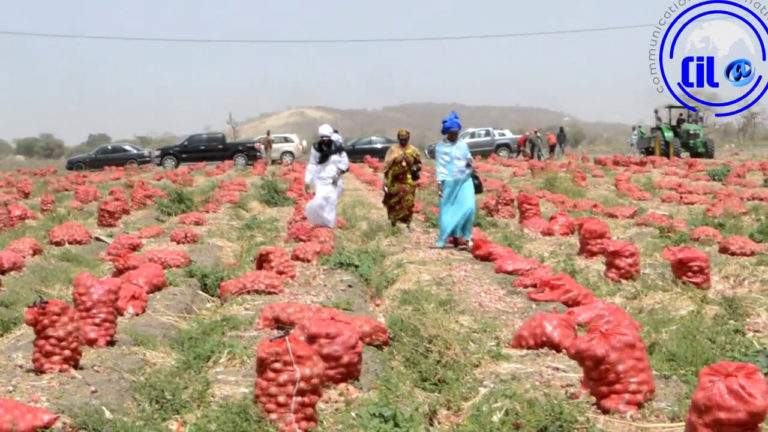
[434,111,476,249]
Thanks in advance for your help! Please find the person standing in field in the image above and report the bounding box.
[382,129,422,230]
[304,124,349,228]
[557,126,567,157]
[263,130,273,166]
[546,132,557,159]
[434,111,475,249]
[628,126,638,156]
[528,129,544,161]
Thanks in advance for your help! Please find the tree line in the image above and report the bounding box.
[0,133,180,159]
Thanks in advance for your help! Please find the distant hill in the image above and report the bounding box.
[237,103,632,152]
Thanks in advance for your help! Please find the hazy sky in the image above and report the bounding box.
[1,0,688,144]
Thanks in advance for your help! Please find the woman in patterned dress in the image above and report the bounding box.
[382,129,421,230]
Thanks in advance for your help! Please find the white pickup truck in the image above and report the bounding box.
[426,127,520,159]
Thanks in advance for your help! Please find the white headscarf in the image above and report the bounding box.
[318,124,334,138]
[331,132,343,146]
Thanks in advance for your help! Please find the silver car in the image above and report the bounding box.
[254,133,304,164]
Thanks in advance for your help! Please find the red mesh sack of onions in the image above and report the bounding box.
[565,300,642,331]
[0,398,59,432]
[23,298,82,373]
[308,227,336,254]
[513,266,553,289]
[143,249,190,269]
[286,220,315,243]
[97,199,127,227]
[219,270,284,300]
[74,185,101,204]
[347,315,390,347]
[115,282,148,316]
[200,202,220,214]
[48,221,92,246]
[120,262,167,294]
[542,212,575,237]
[487,185,517,219]
[256,302,331,330]
[689,226,722,243]
[718,235,764,257]
[255,333,325,432]
[291,242,330,263]
[6,237,43,259]
[510,311,577,353]
[178,212,207,226]
[293,315,363,384]
[604,206,638,220]
[684,361,768,432]
[662,246,711,289]
[107,250,144,276]
[73,272,121,347]
[567,321,655,413]
[7,204,39,227]
[635,211,670,228]
[40,194,55,215]
[255,247,296,279]
[603,240,641,282]
[0,250,25,275]
[256,303,390,348]
[138,226,164,239]
[493,254,540,276]
[516,192,542,223]
[170,228,199,245]
[527,272,596,307]
[572,169,587,187]
[577,218,611,258]
[106,233,143,257]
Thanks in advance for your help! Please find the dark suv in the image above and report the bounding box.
[153,133,261,169]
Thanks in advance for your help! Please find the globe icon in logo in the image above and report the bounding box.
[681,19,756,95]
[657,1,768,117]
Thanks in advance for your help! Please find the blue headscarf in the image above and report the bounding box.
[441,110,462,135]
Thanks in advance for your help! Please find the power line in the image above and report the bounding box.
[0,24,654,44]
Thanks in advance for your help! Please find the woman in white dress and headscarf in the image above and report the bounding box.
[304,124,349,228]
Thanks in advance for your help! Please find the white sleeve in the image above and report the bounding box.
[336,151,350,173]
[305,149,320,184]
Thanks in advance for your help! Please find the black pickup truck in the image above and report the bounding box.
[153,133,262,169]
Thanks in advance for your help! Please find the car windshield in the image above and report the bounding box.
[459,131,471,140]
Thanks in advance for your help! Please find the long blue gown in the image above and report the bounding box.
[435,138,476,247]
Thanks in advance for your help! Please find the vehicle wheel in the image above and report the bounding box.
[125,159,138,168]
[233,153,248,168]
[161,155,179,170]
[664,139,682,158]
[73,162,86,171]
[705,138,715,159]
[495,146,512,158]
[280,151,295,164]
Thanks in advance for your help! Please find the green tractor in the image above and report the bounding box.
[636,104,715,159]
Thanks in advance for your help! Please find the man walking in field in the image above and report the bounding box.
[263,130,273,166]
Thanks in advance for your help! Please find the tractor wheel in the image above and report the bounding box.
[664,139,682,159]
[705,138,715,159]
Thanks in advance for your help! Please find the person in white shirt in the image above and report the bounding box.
[304,124,349,228]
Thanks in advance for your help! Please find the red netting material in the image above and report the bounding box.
[255,334,324,432]
[73,272,121,347]
[685,361,768,432]
[23,299,82,373]
[662,246,711,289]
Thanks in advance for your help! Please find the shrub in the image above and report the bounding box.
[706,164,732,182]
[157,189,196,217]
[256,176,293,207]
